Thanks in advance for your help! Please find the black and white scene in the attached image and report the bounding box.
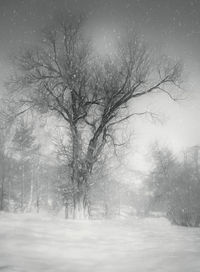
[1,0,200,271]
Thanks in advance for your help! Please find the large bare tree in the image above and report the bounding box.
[8,17,182,219]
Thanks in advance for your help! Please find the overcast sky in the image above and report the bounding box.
[0,0,200,173]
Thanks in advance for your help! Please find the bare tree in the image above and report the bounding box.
[8,17,182,219]
[0,100,17,211]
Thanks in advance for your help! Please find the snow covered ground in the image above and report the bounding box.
[0,213,200,272]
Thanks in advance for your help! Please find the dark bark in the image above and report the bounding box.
[21,163,25,212]
[71,126,99,219]
[36,198,40,213]
[71,162,90,219]
[0,178,4,211]
[36,169,40,214]
[73,189,89,219]
[65,203,69,219]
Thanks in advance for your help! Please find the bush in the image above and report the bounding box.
[167,206,200,227]
[148,145,200,227]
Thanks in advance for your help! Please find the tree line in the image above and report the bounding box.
[0,117,135,218]
[144,145,200,227]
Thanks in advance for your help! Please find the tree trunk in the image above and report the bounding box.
[103,179,109,218]
[27,165,34,212]
[73,187,89,219]
[36,198,39,214]
[72,169,90,219]
[36,170,40,214]
[21,163,24,212]
[70,126,92,219]
[65,203,69,219]
[0,178,4,211]
[117,182,121,216]
[7,179,10,212]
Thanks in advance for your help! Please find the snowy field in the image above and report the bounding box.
[0,213,200,272]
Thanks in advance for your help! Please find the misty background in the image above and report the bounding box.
[0,1,200,271]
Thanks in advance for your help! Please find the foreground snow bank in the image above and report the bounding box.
[0,213,200,272]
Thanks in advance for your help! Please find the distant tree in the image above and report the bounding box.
[31,159,62,214]
[12,118,39,211]
[0,131,10,211]
[168,146,200,227]
[148,145,180,211]
[8,17,182,219]
[148,144,200,227]
[0,149,18,212]
[0,104,15,211]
